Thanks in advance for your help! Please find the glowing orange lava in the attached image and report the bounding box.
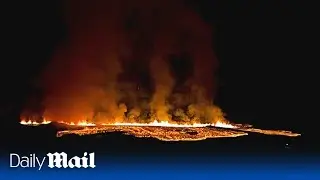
[19,118,301,141]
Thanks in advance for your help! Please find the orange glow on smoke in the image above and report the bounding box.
[18,1,301,141]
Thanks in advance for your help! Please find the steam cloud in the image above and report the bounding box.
[22,0,225,124]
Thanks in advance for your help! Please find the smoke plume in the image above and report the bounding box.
[22,0,224,124]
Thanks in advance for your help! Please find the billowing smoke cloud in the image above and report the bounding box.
[22,0,224,124]
[39,0,128,122]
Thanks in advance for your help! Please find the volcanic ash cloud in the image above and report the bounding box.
[23,0,224,124]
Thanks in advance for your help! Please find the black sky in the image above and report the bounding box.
[2,0,312,134]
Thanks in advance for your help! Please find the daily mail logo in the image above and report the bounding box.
[9,152,96,170]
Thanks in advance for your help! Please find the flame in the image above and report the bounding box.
[107,120,236,128]
[213,121,236,129]
[111,120,211,127]
[19,118,236,129]
[20,119,51,126]
[29,119,235,128]
[58,120,96,127]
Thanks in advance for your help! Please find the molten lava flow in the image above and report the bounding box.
[56,126,248,141]
[19,118,301,141]
[53,122,300,140]
[236,128,301,137]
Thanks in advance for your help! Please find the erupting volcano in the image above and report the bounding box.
[20,0,300,141]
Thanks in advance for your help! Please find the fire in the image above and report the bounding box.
[20,119,51,126]
[213,121,236,129]
[27,119,235,129]
[58,120,96,127]
[109,120,235,128]
[111,120,210,127]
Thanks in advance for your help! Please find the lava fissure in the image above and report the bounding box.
[20,119,301,141]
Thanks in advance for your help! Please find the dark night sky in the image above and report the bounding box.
[2,1,313,137]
